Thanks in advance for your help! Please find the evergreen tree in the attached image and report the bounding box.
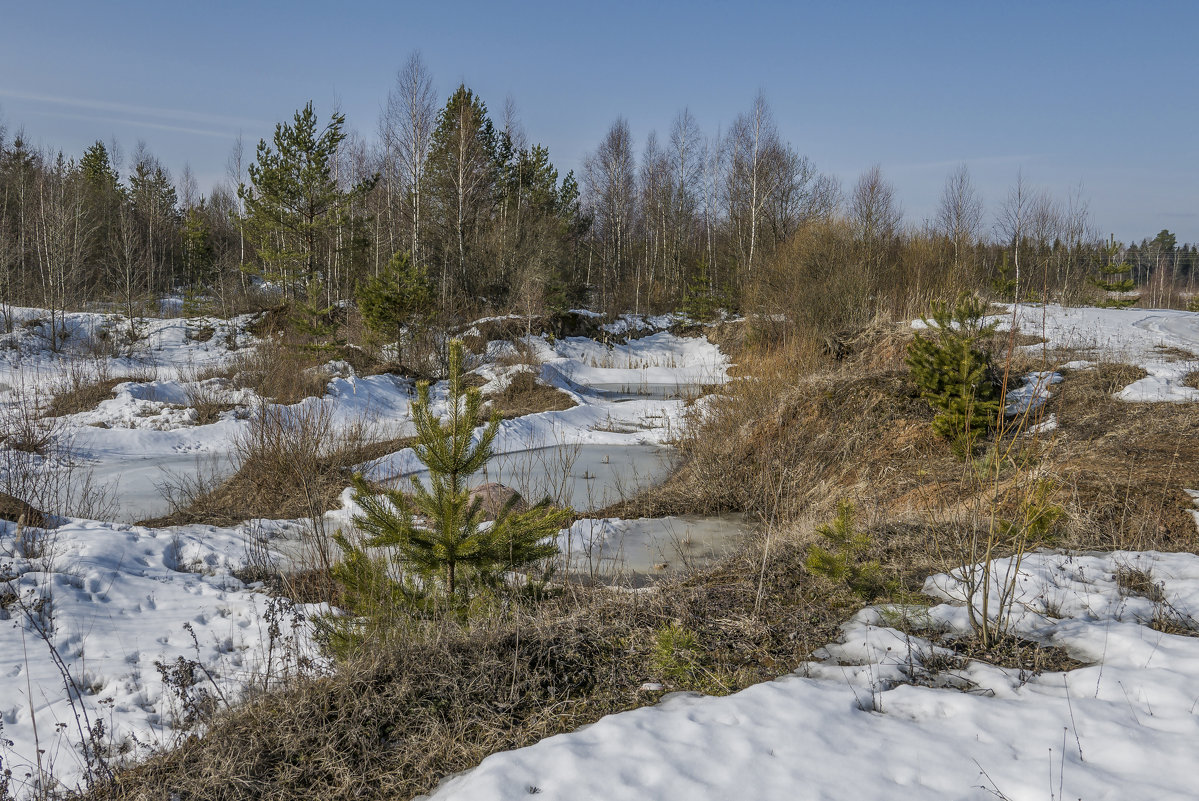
[344,340,566,609]
[80,141,121,282]
[681,261,720,321]
[355,250,434,366]
[239,102,375,298]
[906,294,1001,457]
[181,202,216,288]
[1090,240,1137,308]
[804,500,893,601]
[423,86,498,300]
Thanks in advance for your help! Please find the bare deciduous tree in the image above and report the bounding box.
[583,117,636,310]
[935,163,983,268]
[380,52,436,267]
[725,92,780,277]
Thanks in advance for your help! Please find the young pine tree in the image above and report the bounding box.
[906,293,1001,458]
[1090,240,1138,309]
[343,340,567,612]
[355,250,434,367]
[804,500,892,601]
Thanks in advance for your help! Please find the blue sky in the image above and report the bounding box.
[1,0,1195,242]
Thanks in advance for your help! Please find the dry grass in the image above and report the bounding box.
[1114,563,1165,602]
[620,320,1199,561]
[43,377,126,418]
[486,371,577,419]
[87,524,844,801]
[1184,370,1199,391]
[230,339,330,406]
[141,404,410,529]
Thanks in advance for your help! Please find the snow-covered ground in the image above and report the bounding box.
[0,517,321,797]
[0,307,733,795]
[1002,304,1199,403]
[428,549,1199,801]
[4,302,1199,799]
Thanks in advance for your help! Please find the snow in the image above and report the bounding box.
[6,301,1199,798]
[428,549,1199,801]
[364,331,730,504]
[0,516,321,795]
[1000,304,1199,403]
[1004,370,1062,416]
[0,307,735,794]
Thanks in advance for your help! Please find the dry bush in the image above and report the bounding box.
[43,359,160,419]
[230,339,329,406]
[1,378,61,454]
[142,401,408,530]
[0,382,118,520]
[43,358,127,418]
[177,364,241,425]
[183,382,239,426]
[43,376,126,418]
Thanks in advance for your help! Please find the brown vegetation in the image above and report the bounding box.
[486,371,577,419]
[88,525,845,801]
[43,377,126,418]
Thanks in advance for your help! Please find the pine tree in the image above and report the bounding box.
[355,250,434,367]
[906,293,1001,458]
[344,340,567,610]
[239,102,375,298]
[804,500,892,601]
[181,203,216,288]
[80,141,121,283]
[1090,239,1138,308]
[681,260,719,321]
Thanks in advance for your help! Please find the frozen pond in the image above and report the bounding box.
[389,443,675,512]
[559,513,751,585]
[100,452,235,523]
[584,382,709,401]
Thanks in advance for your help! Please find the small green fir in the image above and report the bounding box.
[804,500,893,601]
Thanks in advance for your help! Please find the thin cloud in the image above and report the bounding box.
[24,108,238,140]
[0,88,267,131]
[889,154,1043,173]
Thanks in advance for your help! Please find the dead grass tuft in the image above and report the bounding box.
[487,371,577,419]
[939,633,1085,675]
[1114,563,1165,602]
[230,339,330,406]
[43,377,125,418]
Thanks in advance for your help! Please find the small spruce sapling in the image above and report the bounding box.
[906,293,1001,458]
[342,340,567,612]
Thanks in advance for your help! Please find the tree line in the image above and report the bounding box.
[2,52,1196,337]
